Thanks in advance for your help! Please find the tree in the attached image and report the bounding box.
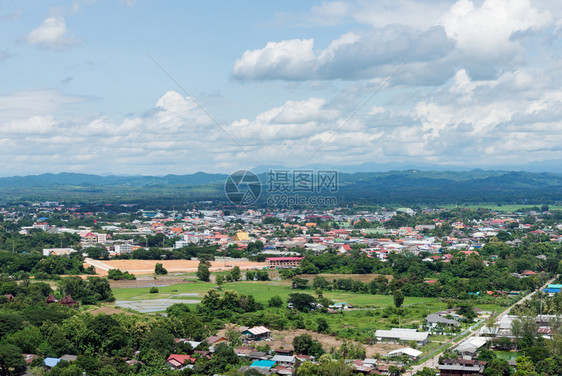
[293,334,324,358]
[230,266,241,281]
[225,328,242,347]
[268,295,283,308]
[415,367,437,376]
[166,303,190,317]
[154,263,167,275]
[292,277,309,289]
[0,343,26,376]
[297,354,352,376]
[317,318,329,334]
[84,247,110,260]
[216,274,224,288]
[288,293,317,312]
[197,261,210,282]
[483,358,511,376]
[393,290,404,308]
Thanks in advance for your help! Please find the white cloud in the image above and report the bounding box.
[23,17,79,50]
[232,25,454,82]
[439,0,552,58]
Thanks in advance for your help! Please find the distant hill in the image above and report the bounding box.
[0,170,560,204]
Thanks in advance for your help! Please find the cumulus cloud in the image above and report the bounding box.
[439,0,552,58]
[236,0,553,83]
[23,17,79,50]
[2,70,562,175]
[232,25,454,82]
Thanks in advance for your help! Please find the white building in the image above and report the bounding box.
[375,328,430,346]
[114,243,133,254]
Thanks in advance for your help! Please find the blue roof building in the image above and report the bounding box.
[44,357,61,368]
[250,360,276,369]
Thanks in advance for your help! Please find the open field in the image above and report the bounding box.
[86,259,267,276]
[262,329,401,357]
[111,280,436,308]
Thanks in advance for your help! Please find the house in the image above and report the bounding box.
[234,346,255,357]
[375,328,430,346]
[60,295,79,308]
[425,313,460,330]
[59,354,78,362]
[174,339,201,350]
[205,335,227,345]
[454,337,488,360]
[274,348,293,356]
[438,359,486,376]
[330,302,353,310]
[241,326,272,341]
[42,248,76,257]
[271,355,295,367]
[250,359,276,370]
[46,294,58,304]
[166,354,195,370]
[44,357,62,369]
[387,347,423,360]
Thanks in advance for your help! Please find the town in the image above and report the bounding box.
[0,202,561,375]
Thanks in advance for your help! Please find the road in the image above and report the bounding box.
[84,258,116,271]
[406,276,557,375]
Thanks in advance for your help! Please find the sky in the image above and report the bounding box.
[1,0,561,176]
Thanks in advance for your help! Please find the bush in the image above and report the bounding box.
[268,295,283,308]
[155,263,168,275]
[150,287,159,294]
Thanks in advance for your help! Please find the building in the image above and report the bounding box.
[241,326,272,341]
[234,231,250,241]
[543,284,562,296]
[166,354,195,370]
[454,337,488,359]
[425,313,460,330]
[271,355,295,367]
[42,248,76,257]
[375,328,430,346]
[387,347,423,360]
[438,359,486,376]
[266,257,304,269]
[114,243,133,254]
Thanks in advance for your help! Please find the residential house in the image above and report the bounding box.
[271,355,295,367]
[241,326,272,341]
[425,313,460,330]
[438,359,486,376]
[166,354,195,370]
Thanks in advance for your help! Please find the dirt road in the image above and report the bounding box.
[407,276,558,375]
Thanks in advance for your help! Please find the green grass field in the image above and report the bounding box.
[112,280,435,308]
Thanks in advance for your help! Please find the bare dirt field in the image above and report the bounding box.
[85,259,267,276]
[218,327,401,357]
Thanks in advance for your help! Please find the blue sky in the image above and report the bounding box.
[1,0,561,175]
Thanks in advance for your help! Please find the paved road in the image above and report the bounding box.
[406,276,557,375]
[84,258,116,271]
